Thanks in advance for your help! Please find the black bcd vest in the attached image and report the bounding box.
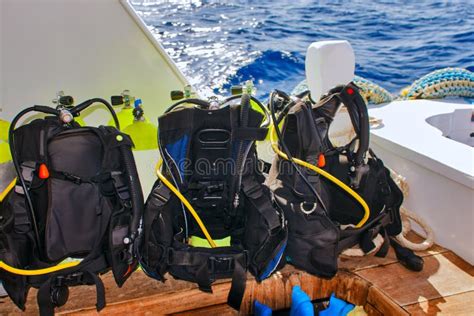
[269,84,408,278]
[139,95,288,310]
[0,100,144,315]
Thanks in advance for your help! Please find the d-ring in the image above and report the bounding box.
[300,202,317,214]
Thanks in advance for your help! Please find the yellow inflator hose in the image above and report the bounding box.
[0,260,80,276]
[0,179,16,202]
[155,160,217,248]
[269,124,370,228]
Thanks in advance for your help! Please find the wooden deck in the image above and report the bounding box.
[1,232,473,315]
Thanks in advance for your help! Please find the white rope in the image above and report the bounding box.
[341,233,384,257]
[395,206,434,251]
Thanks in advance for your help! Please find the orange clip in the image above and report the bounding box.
[317,154,326,168]
[38,163,50,179]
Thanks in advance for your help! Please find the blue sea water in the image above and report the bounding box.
[132,0,474,99]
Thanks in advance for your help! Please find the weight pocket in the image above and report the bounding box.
[45,178,109,262]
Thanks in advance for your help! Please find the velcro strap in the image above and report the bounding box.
[232,127,268,141]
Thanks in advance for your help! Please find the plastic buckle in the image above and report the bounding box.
[63,172,82,185]
[54,272,84,287]
[243,181,261,199]
[206,183,224,193]
[208,256,235,275]
[20,161,36,183]
[152,184,171,207]
[111,171,131,200]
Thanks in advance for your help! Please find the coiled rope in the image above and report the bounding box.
[293,67,474,104]
[354,75,393,104]
[400,67,474,100]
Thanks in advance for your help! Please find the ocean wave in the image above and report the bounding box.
[133,0,474,99]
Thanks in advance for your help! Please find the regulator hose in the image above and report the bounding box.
[119,144,144,249]
[9,106,61,257]
[71,98,120,129]
[335,84,370,167]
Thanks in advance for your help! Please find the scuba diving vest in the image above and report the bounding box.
[268,83,416,278]
[140,94,288,310]
[0,98,143,315]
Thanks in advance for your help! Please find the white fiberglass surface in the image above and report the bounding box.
[369,98,474,188]
[426,108,474,147]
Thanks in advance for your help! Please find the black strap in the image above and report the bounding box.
[232,127,268,141]
[227,258,247,310]
[48,170,110,185]
[167,248,248,310]
[241,176,281,231]
[337,211,394,255]
[374,228,390,258]
[37,277,55,316]
[37,271,105,316]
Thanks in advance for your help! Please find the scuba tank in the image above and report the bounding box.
[0,98,144,315]
[0,139,11,165]
[109,89,136,128]
[139,87,288,310]
[122,98,158,151]
[268,83,422,278]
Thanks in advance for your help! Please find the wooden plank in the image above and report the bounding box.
[339,231,449,272]
[59,268,373,315]
[364,303,383,316]
[0,236,464,315]
[367,287,408,315]
[403,291,474,315]
[171,304,237,316]
[356,252,474,307]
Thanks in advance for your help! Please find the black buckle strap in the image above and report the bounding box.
[53,272,84,287]
[151,183,171,207]
[167,247,248,310]
[242,179,262,199]
[111,171,130,201]
[208,255,236,278]
[37,271,105,316]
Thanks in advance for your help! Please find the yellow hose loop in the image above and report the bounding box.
[0,180,81,276]
[0,178,16,202]
[156,160,217,248]
[269,124,370,228]
[0,260,80,276]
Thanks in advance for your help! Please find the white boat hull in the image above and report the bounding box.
[368,98,474,264]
